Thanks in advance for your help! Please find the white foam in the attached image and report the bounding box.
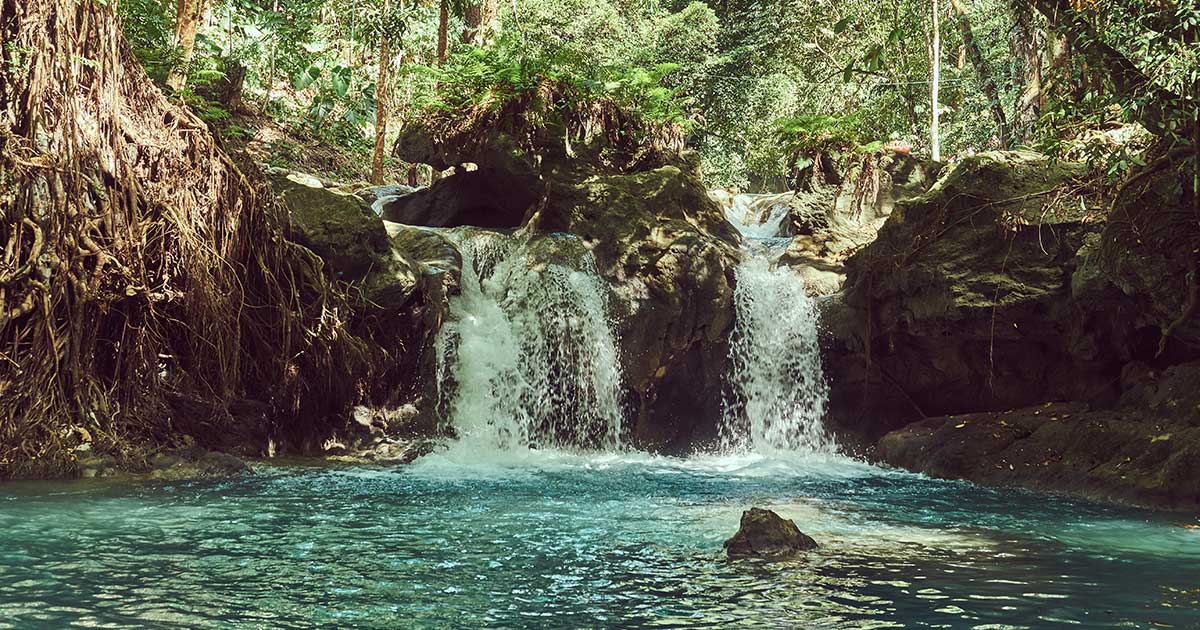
[435,231,624,453]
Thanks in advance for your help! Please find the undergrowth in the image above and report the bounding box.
[409,35,691,166]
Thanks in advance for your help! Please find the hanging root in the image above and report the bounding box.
[0,0,371,478]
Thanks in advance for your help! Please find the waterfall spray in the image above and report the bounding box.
[436,230,624,453]
[719,194,836,454]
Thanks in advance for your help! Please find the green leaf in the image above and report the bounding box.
[293,65,321,91]
[331,65,351,98]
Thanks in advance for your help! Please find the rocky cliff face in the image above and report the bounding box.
[825,150,1200,509]
[270,170,459,438]
[877,360,1200,510]
[824,152,1132,442]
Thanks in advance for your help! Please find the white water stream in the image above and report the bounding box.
[719,194,835,454]
[435,230,624,453]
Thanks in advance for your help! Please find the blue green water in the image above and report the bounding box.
[1,449,1198,629]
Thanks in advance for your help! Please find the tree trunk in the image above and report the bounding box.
[949,0,1008,148]
[165,0,210,91]
[429,0,449,184]
[461,0,498,45]
[372,0,393,185]
[438,0,449,63]
[1009,2,1043,144]
[931,0,941,161]
[218,59,247,112]
[265,0,279,103]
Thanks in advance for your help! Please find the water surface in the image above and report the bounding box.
[1,451,1198,629]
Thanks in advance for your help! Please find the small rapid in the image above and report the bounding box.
[719,193,835,454]
[434,230,624,454]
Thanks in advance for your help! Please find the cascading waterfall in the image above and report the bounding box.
[719,194,836,454]
[435,230,624,453]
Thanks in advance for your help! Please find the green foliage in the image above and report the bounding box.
[774,113,874,156]
[114,0,1196,190]
[118,0,181,81]
[417,35,691,128]
[185,93,232,125]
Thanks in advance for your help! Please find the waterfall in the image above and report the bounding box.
[435,230,624,453]
[719,194,835,454]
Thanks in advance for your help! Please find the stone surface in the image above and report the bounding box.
[877,361,1200,511]
[270,169,456,435]
[380,169,539,229]
[271,170,391,281]
[1099,162,1200,353]
[148,449,252,480]
[717,151,938,298]
[724,507,818,559]
[835,150,1200,508]
[824,151,1137,445]
[526,156,740,450]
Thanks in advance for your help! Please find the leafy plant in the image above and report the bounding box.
[774,113,876,156]
[417,35,691,129]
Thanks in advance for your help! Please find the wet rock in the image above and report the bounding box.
[714,152,936,298]
[397,119,741,451]
[877,361,1200,511]
[825,151,1137,443]
[270,169,455,432]
[357,184,420,216]
[380,169,539,229]
[77,454,118,479]
[149,449,251,480]
[328,437,437,465]
[528,158,740,450]
[724,508,818,559]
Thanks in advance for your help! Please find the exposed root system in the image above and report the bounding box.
[0,0,371,477]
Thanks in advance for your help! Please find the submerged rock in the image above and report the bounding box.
[724,508,818,559]
[148,450,252,480]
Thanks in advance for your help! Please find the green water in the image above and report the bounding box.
[1,450,1198,629]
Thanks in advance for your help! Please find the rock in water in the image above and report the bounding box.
[724,508,818,559]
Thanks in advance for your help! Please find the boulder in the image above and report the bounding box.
[270,169,391,282]
[1099,161,1200,354]
[715,151,937,298]
[270,169,457,435]
[724,508,818,559]
[357,184,420,216]
[380,169,540,229]
[825,151,1139,444]
[149,449,251,480]
[846,150,1200,507]
[526,155,741,450]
